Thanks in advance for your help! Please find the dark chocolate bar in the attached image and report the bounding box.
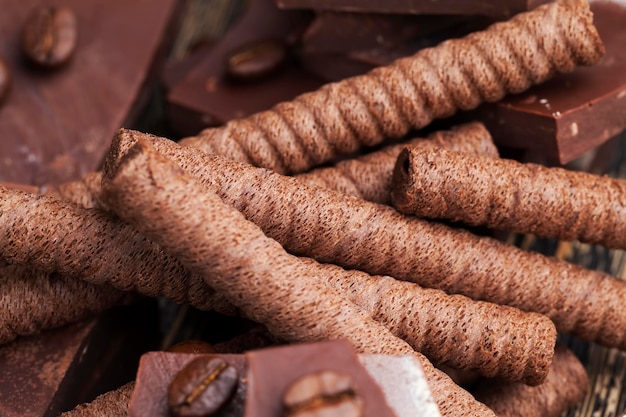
[0,303,159,417]
[0,0,180,186]
[469,1,626,164]
[165,0,323,136]
[275,0,550,18]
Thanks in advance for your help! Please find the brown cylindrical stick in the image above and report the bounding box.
[0,264,131,344]
[296,122,498,204]
[101,140,496,417]
[305,258,556,386]
[60,382,134,417]
[111,130,626,351]
[391,146,626,249]
[0,186,231,314]
[179,0,603,175]
[474,344,588,417]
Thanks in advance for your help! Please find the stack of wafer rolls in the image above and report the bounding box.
[109,129,626,353]
[0,1,609,415]
[100,139,496,417]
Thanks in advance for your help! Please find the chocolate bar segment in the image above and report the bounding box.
[275,0,550,18]
[245,340,396,417]
[0,0,179,186]
[165,0,322,136]
[470,1,626,164]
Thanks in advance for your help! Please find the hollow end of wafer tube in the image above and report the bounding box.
[390,147,418,214]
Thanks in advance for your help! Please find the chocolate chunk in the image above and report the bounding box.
[0,303,159,417]
[165,0,322,136]
[301,13,462,55]
[129,353,248,417]
[0,0,180,186]
[245,340,396,417]
[469,1,626,164]
[275,0,550,18]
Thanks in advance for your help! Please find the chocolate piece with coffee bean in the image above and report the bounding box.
[20,6,78,68]
[129,340,441,417]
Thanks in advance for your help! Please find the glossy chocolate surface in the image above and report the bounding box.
[0,0,178,186]
[275,0,550,18]
[471,1,626,164]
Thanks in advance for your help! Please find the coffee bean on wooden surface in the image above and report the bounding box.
[21,6,78,68]
[168,357,239,417]
[167,340,218,354]
[226,39,287,82]
[283,370,363,417]
[0,58,10,104]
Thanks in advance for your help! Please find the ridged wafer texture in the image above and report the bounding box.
[0,264,131,344]
[296,122,498,204]
[179,0,604,175]
[101,140,496,417]
[60,382,134,417]
[474,344,588,417]
[391,146,626,249]
[0,186,230,314]
[112,130,626,352]
[305,259,556,386]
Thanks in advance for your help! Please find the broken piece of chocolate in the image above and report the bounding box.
[129,340,440,417]
[0,0,180,186]
[470,1,626,164]
[275,0,550,18]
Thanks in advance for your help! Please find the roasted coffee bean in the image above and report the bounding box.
[0,58,10,104]
[283,370,363,417]
[168,357,239,417]
[226,40,287,82]
[21,6,78,68]
[167,339,218,354]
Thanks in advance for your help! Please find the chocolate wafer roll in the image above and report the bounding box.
[307,259,556,386]
[0,264,131,344]
[474,344,588,417]
[296,122,498,204]
[111,130,626,352]
[180,0,603,175]
[0,186,231,314]
[391,146,626,249]
[101,140,496,417]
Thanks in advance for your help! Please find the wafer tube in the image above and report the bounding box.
[0,264,131,344]
[474,344,588,417]
[0,186,231,314]
[111,130,626,351]
[179,0,603,174]
[306,259,556,386]
[101,140,496,417]
[60,382,134,417]
[391,146,626,249]
[296,122,498,204]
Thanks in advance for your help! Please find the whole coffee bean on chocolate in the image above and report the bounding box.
[283,370,363,417]
[0,58,10,104]
[226,39,287,82]
[21,6,78,68]
[168,356,239,417]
